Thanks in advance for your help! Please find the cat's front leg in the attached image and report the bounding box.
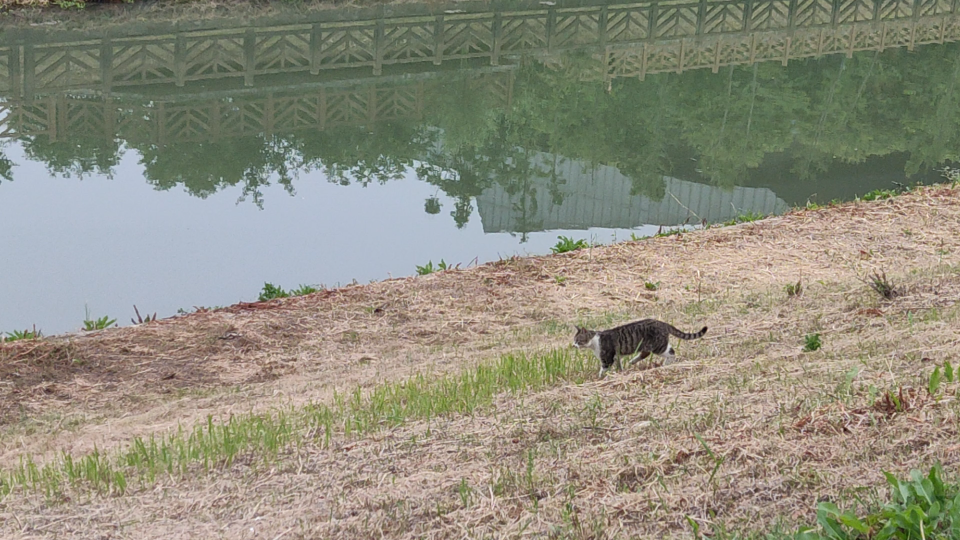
[599,350,617,378]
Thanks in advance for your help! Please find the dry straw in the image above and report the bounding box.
[2,185,960,538]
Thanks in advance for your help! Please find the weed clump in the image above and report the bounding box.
[131,305,157,325]
[2,326,42,342]
[83,315,116,331]
[416,260,454,275]
[258,282,321,301]
[803,333,822,352]
[864,269,899,300]
[723,211,767,226]
[792,464,960,540]
[785,277,803,297]
[551,236,590,254]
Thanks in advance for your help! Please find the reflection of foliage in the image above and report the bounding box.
[12,42,960,220]
[22,135,121,178]
[134,136,295,208]
[424,196,441,214]
[0,150,13,184]
[289,122,425,187]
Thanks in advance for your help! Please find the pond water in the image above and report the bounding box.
[0,0,956,334]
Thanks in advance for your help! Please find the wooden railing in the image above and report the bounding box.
[2,0,960,144]
[1,0,959,98]
[0,68,515,144]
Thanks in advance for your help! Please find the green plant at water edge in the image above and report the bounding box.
[259,283,321,300]
[942,167,960,185]
[723,212,767,226]
[259,282,291,301]
[551,236,589,254]
[2,327,42,342]
[416,261,437,275]
[52,0,86,9]
[860,188,899,202]
[83,316,117,331]
[289,284,320,296]
[803,333,822,352]
[131,305,157,325]
[417,259,454,275]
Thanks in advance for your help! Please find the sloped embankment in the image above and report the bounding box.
[1,185,959,538]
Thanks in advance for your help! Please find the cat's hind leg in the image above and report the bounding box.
[628,350,652,366]
[658,346,677,366]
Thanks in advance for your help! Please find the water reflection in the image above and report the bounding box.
[1,0,958,331]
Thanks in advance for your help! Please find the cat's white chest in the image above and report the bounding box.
[585,334,601,359]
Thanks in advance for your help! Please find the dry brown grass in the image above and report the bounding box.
[1,185,959,538]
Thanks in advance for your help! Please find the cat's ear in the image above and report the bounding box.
[574,325,583,332]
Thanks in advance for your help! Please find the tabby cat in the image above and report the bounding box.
[573,319,708,377]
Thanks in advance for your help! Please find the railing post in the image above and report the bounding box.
[599,5,609,49]
[157,102,165,145]
[310,23,321,75]
[244,29,256,87]
[697,0,707,36]
[174,33,185,87]
[22,44,34,102]
[648,1,659,39]
[9,45,22,100]
[434,14,445,65]
[374,19,384,75]
[744,0,754,33]
[49,95,58,142]
[546,6,557,51]
[101,38,113,97]
[492,11,502,65]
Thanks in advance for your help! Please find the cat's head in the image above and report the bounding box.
[572,326,596,348]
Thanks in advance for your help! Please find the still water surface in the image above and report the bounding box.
[0,0,956,333]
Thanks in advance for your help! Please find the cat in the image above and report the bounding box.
[573,319,708,377]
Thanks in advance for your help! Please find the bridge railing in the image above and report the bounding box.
[1,0,957,98]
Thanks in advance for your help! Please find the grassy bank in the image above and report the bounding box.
[1,184,959,538]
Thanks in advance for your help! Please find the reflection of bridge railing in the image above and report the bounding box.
[606,14,960,78]
[1,0,958,98]
[0,68,515,143]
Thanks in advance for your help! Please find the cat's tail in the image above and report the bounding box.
[668,325,708,340]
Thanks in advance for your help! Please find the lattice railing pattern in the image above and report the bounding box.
[606,15,960,78]
[0,71,512,143]
[5,0,955,97]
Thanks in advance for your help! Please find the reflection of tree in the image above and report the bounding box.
[11,41,960,221]
[134,136,295,208]
[21,135,121,178]
[424,196,441,214]
[0,149,12,184]
[288,122,426,187]
[415,146,490,229]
